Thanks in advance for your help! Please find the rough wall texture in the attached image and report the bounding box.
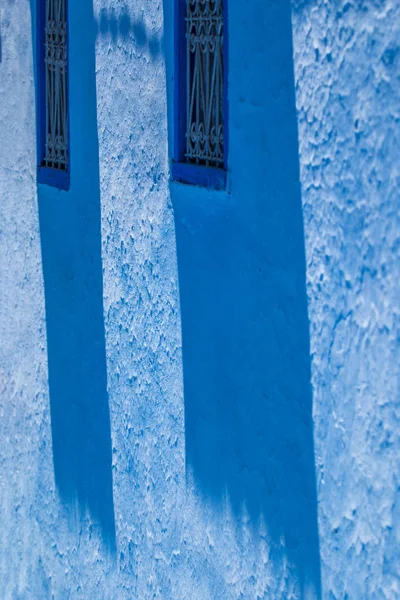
[0,0,398,599]
[292,1,400,598]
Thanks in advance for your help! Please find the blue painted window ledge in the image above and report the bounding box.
[38,166,70,191]
[171,162,227,191]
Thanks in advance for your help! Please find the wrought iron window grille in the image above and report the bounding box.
[43,0,68,172]
[185,0,224,168]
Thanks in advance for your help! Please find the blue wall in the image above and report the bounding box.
[291,1,400,597]
[169,0,320,595]
[31,0,116,552]
[0,0,399,598]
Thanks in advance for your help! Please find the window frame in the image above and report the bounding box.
[36,0,70,191]
[171,0,228,190]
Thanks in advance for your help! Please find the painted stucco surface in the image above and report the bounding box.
[292,1,400,597]
[0,1,399,599]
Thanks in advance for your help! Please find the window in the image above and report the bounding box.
[37,0,69,189]
[172,0,227,189]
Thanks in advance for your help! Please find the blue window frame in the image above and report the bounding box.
[172,0,228,190]
[37,0,70,190]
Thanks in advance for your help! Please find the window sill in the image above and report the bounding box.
[171,161,226,191]
[38,165,70,191]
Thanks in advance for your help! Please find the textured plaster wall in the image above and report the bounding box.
[291,1,400,598]
[0,1,398,599]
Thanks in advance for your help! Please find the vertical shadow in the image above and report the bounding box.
[166,0,321,596]
[29,0,116,551]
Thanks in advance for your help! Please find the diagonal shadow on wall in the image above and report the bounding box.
[29,0,116,551]
[164,0,322,597]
